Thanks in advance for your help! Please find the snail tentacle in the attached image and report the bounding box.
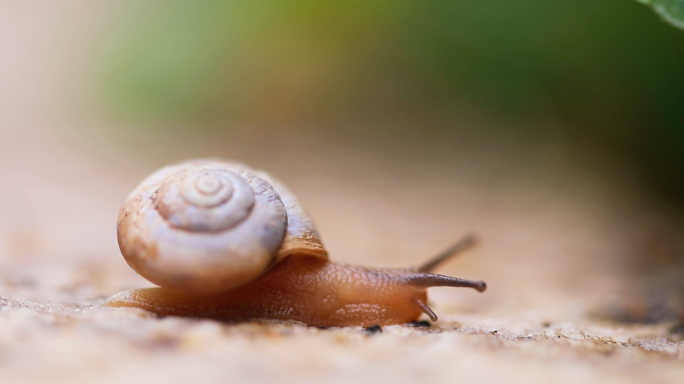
[403,273,487,292]
[411,297,438,321]
[417,234,477,273]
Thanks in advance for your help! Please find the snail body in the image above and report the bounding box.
[107,159,486,327]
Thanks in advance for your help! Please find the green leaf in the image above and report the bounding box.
[638,0,684,31]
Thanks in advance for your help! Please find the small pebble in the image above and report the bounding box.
[364,325,383,334]
[409,321,431,327]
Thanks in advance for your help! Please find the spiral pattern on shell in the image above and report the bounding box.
[156,169,257,232]
[117,159,327,294]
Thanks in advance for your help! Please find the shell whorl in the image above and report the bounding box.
[117,159,327,294]
[156,169,256,232]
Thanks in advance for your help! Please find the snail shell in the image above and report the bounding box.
[117,158,327,294]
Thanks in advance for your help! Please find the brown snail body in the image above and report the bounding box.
[106,158,486,327]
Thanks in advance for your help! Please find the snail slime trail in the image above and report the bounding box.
[107,159,486,327]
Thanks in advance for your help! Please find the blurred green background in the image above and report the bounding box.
[100,0,684,204]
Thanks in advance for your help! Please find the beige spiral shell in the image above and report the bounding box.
[117,159,327,294]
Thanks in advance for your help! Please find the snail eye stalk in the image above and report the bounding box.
[406,236,485,323]
[403,274,487,292]
[418,234,477,273]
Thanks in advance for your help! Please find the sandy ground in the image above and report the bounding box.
[1,2,683,383]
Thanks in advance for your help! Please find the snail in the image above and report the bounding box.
[106,158,486,327]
